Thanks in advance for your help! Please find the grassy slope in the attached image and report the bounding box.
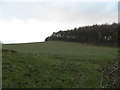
[2,41,118,88]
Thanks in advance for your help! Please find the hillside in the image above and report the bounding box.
[2,41,118,88]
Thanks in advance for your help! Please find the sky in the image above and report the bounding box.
[0,0,118,44]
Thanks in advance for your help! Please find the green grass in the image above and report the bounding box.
[2,41,118,88]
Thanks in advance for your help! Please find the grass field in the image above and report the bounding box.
[2,41,118,88]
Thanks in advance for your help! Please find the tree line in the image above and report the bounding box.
[45,23,118,46]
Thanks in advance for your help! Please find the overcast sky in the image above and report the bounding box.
[0,0,118,44]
